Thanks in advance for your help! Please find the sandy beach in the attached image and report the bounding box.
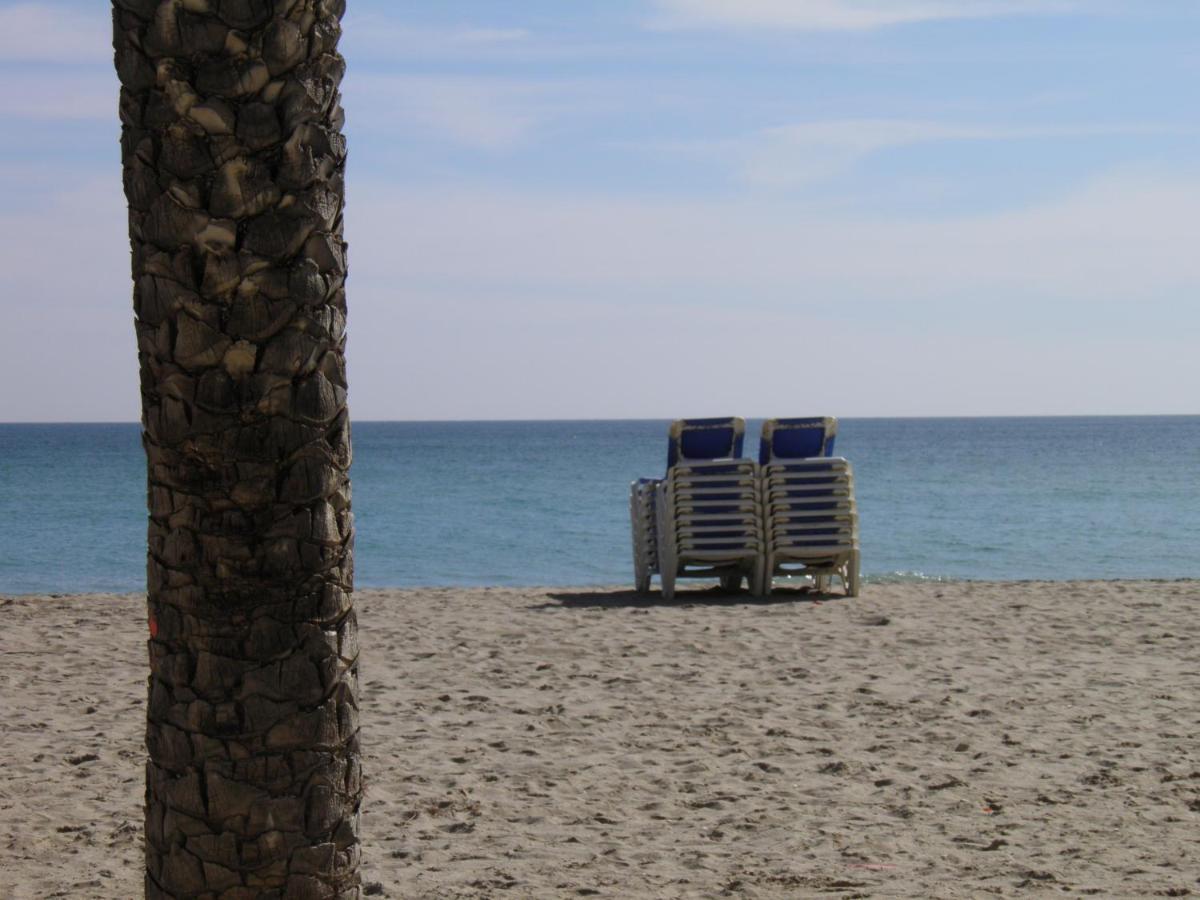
[1,580,1198,898]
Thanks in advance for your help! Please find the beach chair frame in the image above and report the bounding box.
[759,416,838,464]
[629,478,660,593]
[656,459,765,599]
[668,417,746,469]
[761,456,860,597]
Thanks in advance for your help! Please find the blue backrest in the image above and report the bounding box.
[667,417,745,468]
[759,417,838,463]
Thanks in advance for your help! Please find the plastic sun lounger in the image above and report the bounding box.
[630,417,764,598]
[631,417,745,595]
[656,459,764,599]
[635,414,742,594]
[630,478,659,593]
[759,418,860,597]
[657,418,764,599]
[668,416,746,468]
[758,416,838,463]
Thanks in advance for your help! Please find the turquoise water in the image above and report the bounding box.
[0,417,1197,594]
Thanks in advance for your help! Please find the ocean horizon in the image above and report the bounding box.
[2,415,1198,595]
[6,413,1199,424]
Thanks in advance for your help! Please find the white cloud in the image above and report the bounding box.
[3,157,1196,421]
[0,170,138,422]
[344,166,1200,317]
[0,5,116,122]
[651,0,1078,31]
[0,69,117,120]
[659,119,1182,189]
[341,18,532,61]
[0,3,110,63]
[344,73,569,150]
[346,287,1161,419]
[740,119,996,187]
[435,27,530,46]
[328,164,1200,417]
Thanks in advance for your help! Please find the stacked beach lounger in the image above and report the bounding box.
[629,417,763,599]
[631,416,859,598]
[656,453,764,600]
[629,478,660,593]
[760,417,860,597]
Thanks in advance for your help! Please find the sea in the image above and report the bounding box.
[0,417,1197,595]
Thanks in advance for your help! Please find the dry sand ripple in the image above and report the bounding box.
[1,581,1198,898]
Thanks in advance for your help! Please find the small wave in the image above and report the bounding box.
[864,571,957,584]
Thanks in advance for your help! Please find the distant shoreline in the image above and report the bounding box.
[5,575,1200,601]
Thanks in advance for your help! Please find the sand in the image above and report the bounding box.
[1,580,1198,898]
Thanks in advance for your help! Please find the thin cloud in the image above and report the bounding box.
[650,0,1079,31]
[656,119,1186,189]
[0,69,117,120]
[340,15,639,66]
[0,3,110,63]
[340,166,1200,418]
[344,166,1200,310]
[344,74,554,150]
[741,119,997,187]
[340,18,532,61]
[3,159,1196,420]
[0,171,136,422]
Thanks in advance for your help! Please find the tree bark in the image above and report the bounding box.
[111,1,361,896]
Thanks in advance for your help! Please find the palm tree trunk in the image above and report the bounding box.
[112,2,361,896]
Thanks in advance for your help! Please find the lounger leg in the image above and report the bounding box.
[752,555,767,597]
[847,549,861,598]
[634,553,651,593]
[655,489,676,599]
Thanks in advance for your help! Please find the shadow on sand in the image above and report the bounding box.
[529,585,844,611]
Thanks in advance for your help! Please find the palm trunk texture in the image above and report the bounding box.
[111,2,361,896]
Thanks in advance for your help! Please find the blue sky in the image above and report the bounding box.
[0,0,1197,420]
